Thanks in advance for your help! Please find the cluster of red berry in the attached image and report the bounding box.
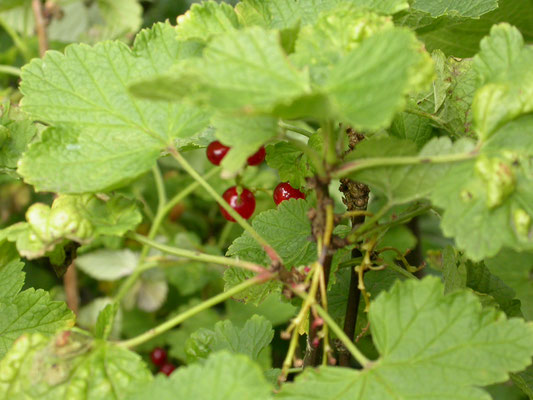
[150,347,175,376]
[206,141,306,221]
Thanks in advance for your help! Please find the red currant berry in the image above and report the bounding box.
[247,146,266,166]
[273,182,306,205]
[150,347,167,366]
[220,186,256,222]
[206,141,230,166]
[159,363,176,376]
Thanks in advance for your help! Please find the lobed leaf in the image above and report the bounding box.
[278,277,533,400]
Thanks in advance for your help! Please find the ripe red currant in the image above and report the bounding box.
[150,347,167,366]
[159,363,176,376]
[206,141,230,166]
[220,186,256,222]
[247,146,266,166]
[273,182,306,205]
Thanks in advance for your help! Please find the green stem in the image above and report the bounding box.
[114,167,218,304]
[279,121,314,138]
[314,304,371,368]
[117,274,274,348]
[128,232,267,273]
[169,147,282,264]
[333,152,476,179]
[385,261,418,280]
[152,164,167,211]
[405,107,454,135]
[0,17,31,62]
[0,65,21,76]
[361,205,432,240]
[322,120,338,166]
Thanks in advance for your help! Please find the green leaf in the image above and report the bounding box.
[325,28,433,130]
[131,27,310,113]
[442,246,467,293]
[18,22,209,193]
[290,5,394,85]
[0,0,28,12]
[431,149,533,260]
[0,259,24,301]
[213,114,278,172]
[1,194,141,259]
[411,0,533,58]
[76,249,138,281]
[279,277,533,400]
[511,364,533,399]
[345,136,475,205]
[265,142,312,188]
[94,302,119,340]
[0,119,37,171]
[0,332,152,399]
[128,352,272,400]
[186,315,274,363]
[472,24,533,140]
[227,199,316,267]
[389,111,434,148]
[411,0,498,18]
[176,0,240,41]
[224,267,283,305]
[0,290,74,359]
[413,51,477,137]
[486,249,533,321]
[96,0,142,38]
[237,0,408,34]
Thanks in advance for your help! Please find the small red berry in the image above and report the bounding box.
[159,363,176,376]
[273,182,306,205]
[312,336,320,348]
[220,186,256,222]
[247,146,266,166]
[206,141,230,166]
[150,347,167,366]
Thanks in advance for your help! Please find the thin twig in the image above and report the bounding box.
[32,0,48,57]
[63,263,79,315]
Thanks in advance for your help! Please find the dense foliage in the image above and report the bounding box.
[1,0,533,399]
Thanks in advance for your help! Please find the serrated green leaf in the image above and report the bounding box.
[472,24,533,140]
[290,5,394,85]
[266,142,312,188]
[0,119,37,171]
[0,259,24,301]
[18,22,209,193]
[224,267,283,305]
[177,0,240,41]
[131,27,310,113]
[411,0,498,18]
[326,28,433,130]
[511,364,533,399]
[1,194,141,260]
[76,249,138,281]
[227,199,316,267]
[237,0,408,31]
[0,332,152,400]
[486,249,533,321]
[128,352,272,400]
[0,289,74,358]
[186,315,273,363]
[345,136,475,205]
[279,277,533,400]
[431,147,533,260]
